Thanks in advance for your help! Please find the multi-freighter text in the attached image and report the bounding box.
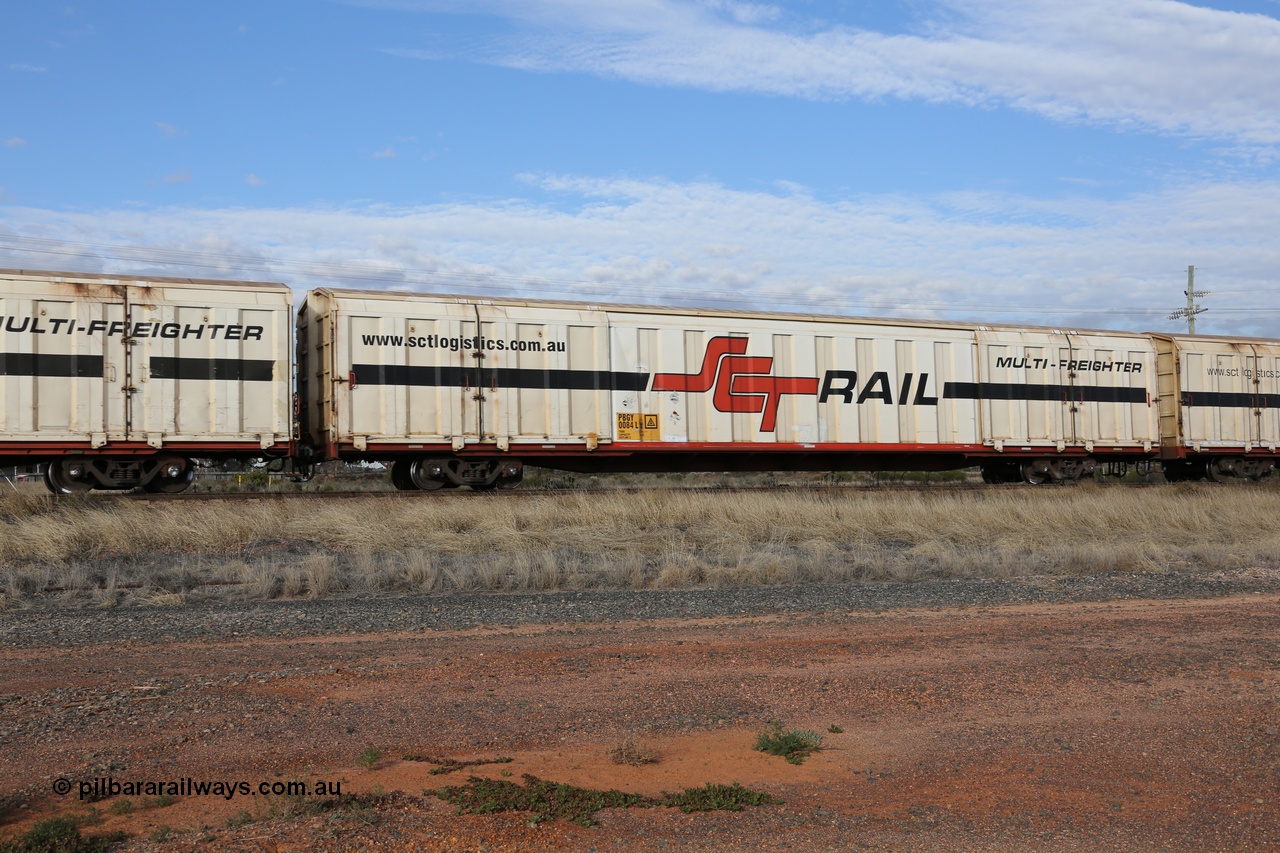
[1,316,264,340]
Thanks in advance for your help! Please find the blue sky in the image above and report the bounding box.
[3,0,1280,335]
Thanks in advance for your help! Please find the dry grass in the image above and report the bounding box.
[607,738,661,766]
[1,480,1278,607]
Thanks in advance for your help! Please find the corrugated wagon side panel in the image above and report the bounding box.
[0,281,114,442]
[330,298,473,445]
[475,304,612,444]
[1176,340,1253,448]
[1062,332,1159,448]
[976,331,1065,446]
[320,292,629,450]
[135,285,292,446]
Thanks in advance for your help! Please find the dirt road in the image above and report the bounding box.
[2,592,1278,851]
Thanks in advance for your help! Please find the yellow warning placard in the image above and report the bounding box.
[617,412,661,441]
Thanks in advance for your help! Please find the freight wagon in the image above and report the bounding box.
[0,269,293,492]
[297,289,1267,489]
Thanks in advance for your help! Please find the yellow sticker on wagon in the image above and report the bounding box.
[617,412,661,441]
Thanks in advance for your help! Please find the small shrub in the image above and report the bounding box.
[402,754,513,775]
[827,724,844,734]
[607,738,659,766]
[224,810,253,829]
[753,721,823,765]
[431,774,777,828]
[139,794,175,810]
[433,774,648,827]
[661,782,781,812]
[358,748,382,770]
[1,817,125,852]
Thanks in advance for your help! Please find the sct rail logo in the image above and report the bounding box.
[651,336,819,432]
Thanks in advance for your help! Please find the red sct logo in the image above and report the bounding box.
[651,336,819,432]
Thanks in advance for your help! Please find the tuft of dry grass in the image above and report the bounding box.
[607,738,660,766]
[1,480,1278,606]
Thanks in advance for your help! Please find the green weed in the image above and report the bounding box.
[660,782,781,813]
[0,817,125,853]
[402,754,513,775]
[754,721,823,765]
[139,795,175,810]
[431,774,778,828]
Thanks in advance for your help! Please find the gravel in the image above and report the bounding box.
[4,567,1278,649]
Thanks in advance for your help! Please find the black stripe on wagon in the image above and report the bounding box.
[943,382,1148,404]
[0,352,104,377]
[485,367,650,392]
[149,357,275,382]
[1182,391,1280,408]
[352,364,650,392]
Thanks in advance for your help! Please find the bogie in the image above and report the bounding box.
[42,455,197,494]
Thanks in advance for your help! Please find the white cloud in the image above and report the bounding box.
[163,170,191,184]
[376,0,1280,144]
[156,122,184,139]
[1,174,1277,336]
[9,63,46,73]
[371,146,397,159]
[699,1,780,26]
[5,137,27,148]
[246,173,266,186]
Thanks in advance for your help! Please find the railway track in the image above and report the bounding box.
[109,479,1167,502]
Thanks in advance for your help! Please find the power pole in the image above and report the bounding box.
[1168,265,1208,334]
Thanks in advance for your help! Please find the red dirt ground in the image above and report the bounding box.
[2,594,1278,851]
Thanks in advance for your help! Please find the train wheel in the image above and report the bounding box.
[409,458,450,490]
[390,460,419,491]
[1205,459,1236,483]
[44,460,93,495]
[1020,462,1048,485]
[143,458,196,494]
[495,461,523,490]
